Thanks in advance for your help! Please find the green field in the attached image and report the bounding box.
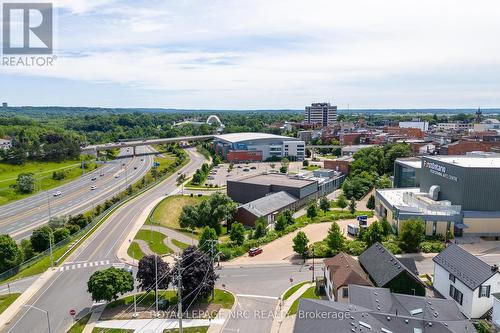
[0,293,21,314]
[283,281,309,301]
[148,195,206,231]
[172,239,190,251]
[0,159,97,205]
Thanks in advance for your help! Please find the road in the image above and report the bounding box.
[2,148,206,333]
[218,263,321,333]
[0,146,154,240]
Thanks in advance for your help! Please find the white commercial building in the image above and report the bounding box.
[437,122,473,131]
[304,102,337,127]
[399,121,429,131]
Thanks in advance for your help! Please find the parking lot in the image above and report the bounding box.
[204,161,309,187]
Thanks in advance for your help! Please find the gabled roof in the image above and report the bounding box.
[238,191,297,217]
[359,242,423,287]
[433,244,498,290]
[323,252,373,289]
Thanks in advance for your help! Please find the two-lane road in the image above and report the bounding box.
[0,147,154,240]
[3,148,206,333]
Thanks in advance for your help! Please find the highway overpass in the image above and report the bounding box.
[81,135,215,156]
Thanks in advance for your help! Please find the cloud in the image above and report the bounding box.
[2,0,500,108]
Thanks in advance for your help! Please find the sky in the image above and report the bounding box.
[1,0,500,109]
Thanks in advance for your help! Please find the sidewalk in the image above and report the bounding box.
[94,317,226,332]
[82,304,106,333]
[269,282,313,333]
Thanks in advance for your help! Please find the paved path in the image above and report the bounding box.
[269,282,313,333]
[140,225,198,253]
[95,318,224,332]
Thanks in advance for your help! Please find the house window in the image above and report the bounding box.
[342,288,349,298]
[479,285,491,298]
[449,285,463,305]
[449,273,456,283]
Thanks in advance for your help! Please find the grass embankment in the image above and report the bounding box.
[67,313,91,333]
[127,242,144,261]
[147,195,206,235]
[283,281,309,301]
[0,293,21,314]
[0,159,98,205]
[134,229,173,255]
[287,286,320,315]
[172,239,190,251]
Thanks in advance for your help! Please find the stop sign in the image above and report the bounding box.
[69,309,76,316]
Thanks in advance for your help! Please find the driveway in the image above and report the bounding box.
[226,217,376,265]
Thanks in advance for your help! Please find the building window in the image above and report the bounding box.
[449,273,456,283]
[342,288,349,298]
[449,285,463,305]
[479,285,491,298]
[432,221,437,236]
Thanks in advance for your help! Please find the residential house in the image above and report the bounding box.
[359,242,426,296]
[433,244,500,318]
[323,252,372,302]
[293,285,476,333]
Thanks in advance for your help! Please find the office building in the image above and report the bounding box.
[399,121,429,131]
[304,102,337,127]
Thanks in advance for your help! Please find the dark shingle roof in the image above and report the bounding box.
[359,242,422,287]
[433,243,498,290]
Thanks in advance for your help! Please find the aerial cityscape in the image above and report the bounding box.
[1,1,500,333]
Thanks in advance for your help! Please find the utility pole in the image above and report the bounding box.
[155,255,159,316]
[177,265,183,333]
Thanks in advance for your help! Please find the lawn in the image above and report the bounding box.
[148,195,206,231]
[172,239,190,251]
[92,329,133,333]
[0,293,21,314]
[127,241,145,261]
[283,281,309,301]
[67,313,91,333]
[302,165,320,171]
[134,229,173,255]
[154,154,176,170]
[0,159,98,205]
[200,289,235,309]
[287,286,320,315]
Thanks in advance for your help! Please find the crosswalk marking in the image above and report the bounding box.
[58,260,111,272]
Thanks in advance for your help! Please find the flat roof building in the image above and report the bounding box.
[214,132,305,162]
[304,102,337,127]
[377,152,500,237]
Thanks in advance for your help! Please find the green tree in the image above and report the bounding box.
[16,173,35,194]
[293,231,309,260]
[229,222,245,245]
[199,227,219,254]
[375,175,392,189]
[325,222,344,253]
[53,227,70,243]
[274,212,287,232]
[20,239,35,260]
[399,219,426,252]
[383,143,412,174]
[336,193,348,210]
[253,218,268,239]
[319,196,330,212]
[30,226,53,252]
[306,202,318,219]
[0,234,23,273]
[87,267,134,302]
[362,221,384,246]
[349,197,357,214]
[366,195,375,210]
[302,159,309,167]
[380,218,393,236]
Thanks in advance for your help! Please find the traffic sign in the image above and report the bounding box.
[69,309,76,316]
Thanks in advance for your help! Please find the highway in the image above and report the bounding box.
[3,148,206,333]
[0,146,154,240]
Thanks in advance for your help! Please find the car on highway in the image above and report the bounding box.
[53,191,62,197]
[134,166,138,170]
[90,185,97,190]
[243,168,249,172]
[115,174,120,178]
[250,166,257,170]
[141,158,144,161]
[248,247,263,257]
[100,173,105,177]
[91,177,97,181]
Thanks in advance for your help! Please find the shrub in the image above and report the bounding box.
[420,241,445,253]
[382,240,402,254]
[345,240,367,256]
[309,241,333,258]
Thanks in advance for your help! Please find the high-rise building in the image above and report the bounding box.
[2,102,7,108]
[304,102,337,127]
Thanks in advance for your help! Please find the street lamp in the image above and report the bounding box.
[23,304,51,333]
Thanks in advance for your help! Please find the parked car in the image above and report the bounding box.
[53,191,62,197]
[248,247,263,257]
[250,166,257,170]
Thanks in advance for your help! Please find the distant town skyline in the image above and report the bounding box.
[1,0,500,109]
